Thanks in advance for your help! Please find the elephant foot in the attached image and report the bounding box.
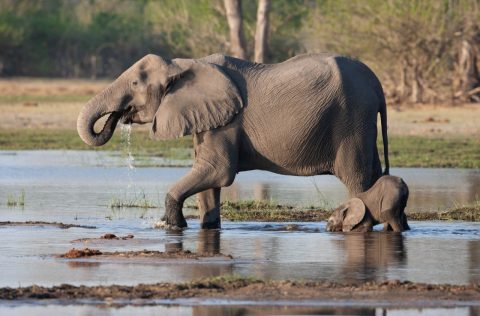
[161,193,187,230]
[200,218,221,230]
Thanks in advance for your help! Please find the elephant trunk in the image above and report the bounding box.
[77,85,125,147]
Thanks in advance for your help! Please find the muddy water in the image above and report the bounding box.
[0,150,479,313]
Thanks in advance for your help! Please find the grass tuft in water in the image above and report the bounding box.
[108,191,157,209]
[200,274,263,286]
[408,199,480,221]
[219,199,331,222]
[6,191,25,207]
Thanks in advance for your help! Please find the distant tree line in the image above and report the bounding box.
[0,0,479,104]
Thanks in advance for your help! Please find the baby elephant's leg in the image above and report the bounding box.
[386,214,410,232]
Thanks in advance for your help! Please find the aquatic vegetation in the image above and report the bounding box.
[218,200,331,222]
[6,190,25,207]
[108,196,157,209]
[108,190,157,209]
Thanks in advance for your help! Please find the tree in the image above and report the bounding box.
[223,0,247,59]
[254,0,270,63]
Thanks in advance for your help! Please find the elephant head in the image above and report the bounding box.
[77,54,243,146]
[326,197,367,232]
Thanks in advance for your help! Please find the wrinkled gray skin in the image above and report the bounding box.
[326,175,410,233]
[77,53,389,230]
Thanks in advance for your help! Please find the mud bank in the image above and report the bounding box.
[59,248,233,260]
[0,221,96,229]
[71,233,134,243]
[1,277,479,306]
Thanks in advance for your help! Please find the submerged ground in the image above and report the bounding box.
[0,78,479,315]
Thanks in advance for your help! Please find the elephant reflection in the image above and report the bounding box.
[191,305,377,316]
[165,229,221,254]
[335,232,406,283]
[164,229,230,279]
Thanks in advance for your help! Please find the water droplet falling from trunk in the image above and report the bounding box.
[120,123,135,170]
[120,124,136,196]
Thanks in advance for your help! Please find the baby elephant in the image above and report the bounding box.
[326,175,410,232]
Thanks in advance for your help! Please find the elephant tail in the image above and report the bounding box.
[380,101,390,175]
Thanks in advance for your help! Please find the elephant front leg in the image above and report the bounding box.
[162,193,188,230]
[162,162,235,230]
[197,188,221,229]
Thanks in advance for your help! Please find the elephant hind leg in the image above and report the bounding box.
[334,137,379,196]
[335,157,373,196]
[197,188,221,229]
[370,148,383,186]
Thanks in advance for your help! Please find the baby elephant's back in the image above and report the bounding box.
[357,175,408,223]
[376,175,409,221]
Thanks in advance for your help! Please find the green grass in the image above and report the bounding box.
[378,136,480,168]
[7,191,25,207]
[0,128,193,161]
[190,199,333,222]
[0,128,478,168]
[408,200,480,221]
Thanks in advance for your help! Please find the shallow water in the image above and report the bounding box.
[0,220,478,287]
[0,150,479,312]
[0,150,478,216]
[0,304,478,316]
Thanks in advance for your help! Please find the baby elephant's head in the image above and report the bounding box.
[326,198,366,232]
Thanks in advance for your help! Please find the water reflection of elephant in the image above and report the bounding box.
[336,233,406,283]
[165,229,221,254]
[164,229,231,280]
[191,306,377,316]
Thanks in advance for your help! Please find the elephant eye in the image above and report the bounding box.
[132,81,138,86]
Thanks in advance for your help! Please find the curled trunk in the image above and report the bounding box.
[77,86,122,146]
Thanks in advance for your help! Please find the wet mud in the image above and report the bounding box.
[0,221,96,229]
[71,233,134,243]
[1,278,479,306]
[58,248,233,260]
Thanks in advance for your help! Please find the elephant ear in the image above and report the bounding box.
[342,198,366,232]
[151,59,243,139]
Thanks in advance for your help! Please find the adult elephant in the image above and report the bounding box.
[77,53,389,230]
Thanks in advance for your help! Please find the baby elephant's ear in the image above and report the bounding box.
[151,59,243,140]
[342,197,366,232]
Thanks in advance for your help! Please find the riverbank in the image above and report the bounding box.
[0,78,479,168]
